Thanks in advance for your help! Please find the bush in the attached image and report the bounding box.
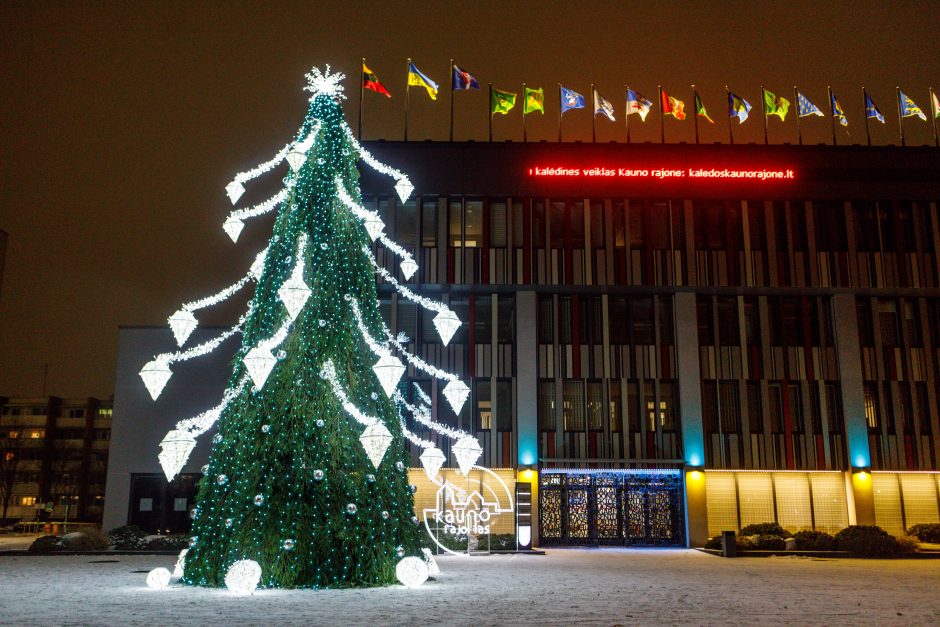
[794,530,835,551]
[907,523,940,544]
[753,534,786,550]
[894,534,921,554]
[834,525,898,557]
[145,534,190,551]
[28,535,63,553]
[704,536,722,550]
[735,535,756,550]
[61,528,110,551]
[738,522,790,538]
[108,524,147,550]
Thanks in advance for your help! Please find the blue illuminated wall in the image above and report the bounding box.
[675,293,705,467]
[833,294,872,469]
[516,291,539,466]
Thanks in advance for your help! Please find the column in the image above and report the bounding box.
[675,292,707,546]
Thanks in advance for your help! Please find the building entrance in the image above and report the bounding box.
[538,470,684,546]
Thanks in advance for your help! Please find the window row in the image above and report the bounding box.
[538,295,674,346]
[537,379,679,434]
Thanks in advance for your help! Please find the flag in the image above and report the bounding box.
[626,88,652,121]
[452,64,479,91]
[831,92,847,126]
[560,86,585,114]
[593,89,616,121]
[694,92,714,124]
[796,92,823,117]
[933,90,940,119]
[899,91,927,121]
[661,90,686,120]
[408,63,439,100]
[865,92,885,124]
[362,63,391,98]
[524,87,545,115]
[763,89,790,121]
[728,91,752,124]
[491,87,517,115]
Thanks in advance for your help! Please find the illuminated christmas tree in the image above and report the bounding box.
[139,67,473,590]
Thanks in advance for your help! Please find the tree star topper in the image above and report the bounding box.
[304,65,346,101]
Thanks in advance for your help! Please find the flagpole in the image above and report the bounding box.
[404,58,411,141]
[558,84,563,143]
[827,85,836,146]
[794,86,802,146]
[591,83,597,143]
[358,58,365,138]
[692,85,699,145]
[523,82,528,143]
[863,87,872,147]
[931,87,939,147]
[760,86,769,145]
[658,85,665,143]
[896,86,905,147]
[725,85,733,145]
[449,59,455,142]
[489,83,493,142]
[625,85,631,144]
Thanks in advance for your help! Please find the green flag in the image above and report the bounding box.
[523,87,544,115]
[763,89,790,121]
[491,87,517,115]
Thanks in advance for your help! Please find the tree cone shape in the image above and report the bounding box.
[182,93,421,589]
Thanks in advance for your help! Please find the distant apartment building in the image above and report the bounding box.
[0,396,112,523]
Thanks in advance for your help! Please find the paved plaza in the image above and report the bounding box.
[1,548,938,625]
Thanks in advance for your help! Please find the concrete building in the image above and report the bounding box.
[104,140,940,545]
[0,396,112,524]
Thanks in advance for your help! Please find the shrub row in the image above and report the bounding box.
[27,525,189,553]
[704,523,925,557]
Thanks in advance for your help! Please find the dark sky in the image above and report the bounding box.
[1,1,938,398]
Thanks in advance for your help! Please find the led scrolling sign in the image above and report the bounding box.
[529,165,796,180]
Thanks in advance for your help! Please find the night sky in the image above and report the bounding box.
[1,1,938,398]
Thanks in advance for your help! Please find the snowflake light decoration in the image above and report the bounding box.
[304,65,346,101]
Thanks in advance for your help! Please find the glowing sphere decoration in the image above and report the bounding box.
[225,559,262,595]
[145,567,172,590]
[395,556,429,588]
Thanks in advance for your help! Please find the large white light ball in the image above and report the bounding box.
[225,559,262,595]
[395,556,429,588]
[146,567,172,590]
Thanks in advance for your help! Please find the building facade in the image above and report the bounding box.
[0,396,112,524]
[104,140,940,546]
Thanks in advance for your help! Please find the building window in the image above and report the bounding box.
[20,496,37,506]
[476,379,491,430]
[863,383,880,430]
[608,381,622,432]
[717,297,740,346]
[537,380,555,431]
[563,380,585,432]
[490,201,508,248]
[660,381,678,431]
[421,200,437,247]
[697,296,715,346]
[29,430,45,439]
[67,409,85,418]
[719,381,741,434]
[537,296,553,344]
[747,382,763,434]
[495,379,512,432]
[6,431,19,439]
[497,296,514,344]
[631,297,654,345]
[586,380,603,431]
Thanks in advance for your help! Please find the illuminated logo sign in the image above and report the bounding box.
[529,166,795,180]
[422,466,514,555]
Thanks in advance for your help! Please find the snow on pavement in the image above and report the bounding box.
[1,548,938,625]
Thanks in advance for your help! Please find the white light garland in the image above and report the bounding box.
[224,122,320,204]
[414,383,431,406]
[145,567,172,590]
[319,360,379,428]
[421,548,441,577]
[168,271,255,347]
[320,360,394,468]
[175,377,248,437]
[225,559,262,595]
[223,186,294,242]
[336,180,418,279]
[342,123,413,203]
[394,391,472,442]
[395,556,429,588]
[173,548,188,578]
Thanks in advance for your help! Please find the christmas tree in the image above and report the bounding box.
[138,67,474,590]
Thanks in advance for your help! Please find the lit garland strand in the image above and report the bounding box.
[224,122,320,204]
[393,390,471,442]
[364,247,448,315]
[319,360,378,427]
[335,179,417,278]
[229,187,292,222]
[176,377,249,436]
[320,359,393,470]
[349,298,458,384]
[413,383,431,406]
[341,123,414,204]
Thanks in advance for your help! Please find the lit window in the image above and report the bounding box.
[7,431,19,439]
[20,496,36,506]
[29,430,44,439]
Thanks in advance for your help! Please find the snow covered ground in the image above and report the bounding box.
[1,549,938,625]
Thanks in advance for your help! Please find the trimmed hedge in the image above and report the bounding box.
[28,535,63,553]
[907,523,940,544]
[107,524,147,550]
[794,530,835,551]
[834,525,898,557]
[738,522,790,538]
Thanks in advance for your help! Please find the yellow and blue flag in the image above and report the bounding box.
[865,92,885,124]
[408,63,439,100]
[728,91,752,123]
[831,92,847,126]
[899,91,927,121]
[797,92,823,117]
[560,86,585,114]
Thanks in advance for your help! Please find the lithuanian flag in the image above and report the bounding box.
[362,63,391,98]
